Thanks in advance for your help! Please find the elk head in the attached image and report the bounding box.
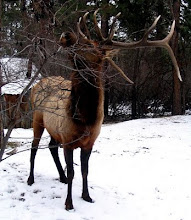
[60,9,182,84]
[59,27,106,77]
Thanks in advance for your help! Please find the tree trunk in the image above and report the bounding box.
[21,0,33,79]
[171,0,183,115]
[0,0,5,157]
[131,85,137,119]
[0,67,4,152]
[101,1,110,118]
[131,50,141,119]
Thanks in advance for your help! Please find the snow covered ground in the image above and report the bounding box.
[0,115,191,220]
[1,57,39,95]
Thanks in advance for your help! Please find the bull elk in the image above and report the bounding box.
[27,10,181,210]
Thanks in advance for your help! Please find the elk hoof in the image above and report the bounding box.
[27,176,34,186]
[65,198,74,211]
[60,175,68,184]
[82,194,94,203]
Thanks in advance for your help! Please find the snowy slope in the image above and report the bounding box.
[0,115,191,220]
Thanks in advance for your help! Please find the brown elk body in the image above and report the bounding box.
[27,10,181,210]
[27,32,105,210]
[4,94,29,128]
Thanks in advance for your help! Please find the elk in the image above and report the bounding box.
[27,10,181,210]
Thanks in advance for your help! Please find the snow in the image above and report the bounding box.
[1,58,39,95]
[0,115,191,220]
[1,81,33,95]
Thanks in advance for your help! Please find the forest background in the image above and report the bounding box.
[0,0,191,155]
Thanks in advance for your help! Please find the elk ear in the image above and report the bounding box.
[59,32,77,47]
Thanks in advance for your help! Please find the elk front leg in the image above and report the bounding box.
[81,148,93,203]
[64,148,74,210]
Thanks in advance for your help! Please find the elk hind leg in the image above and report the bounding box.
[49,136,67,184]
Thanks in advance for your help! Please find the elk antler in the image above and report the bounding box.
[78,10,182,83]
[93,9,105,41]
[82,12,91,39]
[92,9,134,83]
[108,12,121,41]
[77,17,88,39]
[77,12,92,40]
[112,20,182,81]
[94,11,182,82]
[106,57,134,84]
[93,9,122,41]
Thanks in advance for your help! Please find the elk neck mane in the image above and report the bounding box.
[69,47,104,126]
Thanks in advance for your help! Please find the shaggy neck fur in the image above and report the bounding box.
[70,56,104,125]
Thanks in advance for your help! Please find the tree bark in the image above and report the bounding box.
[171,0,183,115]
[21,0,33,79]
[131,50,141,119]
[101,1,110,118]
[0,67,4,152]
[0,0,5,155]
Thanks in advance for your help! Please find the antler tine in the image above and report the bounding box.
[105,57,134,84]
[163,20,175,43]
[142,15,161,42]
[93,9,105,41]
[82,12,91,40]
[159,20,182,81]
[165,43,182,81]
[77,17,88,39]
[108,12,121,41]
[160,19,182,80]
